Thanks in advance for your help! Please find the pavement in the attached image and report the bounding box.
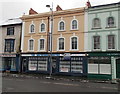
[2,72,115,84]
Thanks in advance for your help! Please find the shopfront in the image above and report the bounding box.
[0,54,20,72]
[88,52,120,80]
[21,53,88,76]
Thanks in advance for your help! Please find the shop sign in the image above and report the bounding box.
[89,53,120,57]
[0,54,16,57]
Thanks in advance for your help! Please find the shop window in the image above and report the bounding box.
[4,39,15,52]
[88,57,111,74]
[38,57,47,71]
[7,27,14,35]
[28,57,37,71]
[59,57,70,72]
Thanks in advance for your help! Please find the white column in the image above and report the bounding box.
[111,56,117,83]
[21,22,25,52]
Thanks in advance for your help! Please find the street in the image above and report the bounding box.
[2,76,118,92]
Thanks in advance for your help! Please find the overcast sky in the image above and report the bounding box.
[0,0,120,23]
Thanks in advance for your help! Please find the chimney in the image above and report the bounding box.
[56,5,62,11]
[29,8,38,15]
[86,0,91,8]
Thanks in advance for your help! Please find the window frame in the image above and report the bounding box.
[71,19,78,30]
[28,39,34,51]
[107,17,115,28]
[7,27,14,35]
[58,37,65,51]
[40,23,46,32]
[58,21,65,31]
[39,38,45,51]
[4,39,15,52]
[92,18,101,29]
[93,36,101,51]
[29,24,35,33]
[107,35,116,50]
[70,36,78,51]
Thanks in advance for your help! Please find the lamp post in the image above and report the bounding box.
[46,3,53,77]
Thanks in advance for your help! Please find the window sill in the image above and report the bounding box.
[91,27,102,30]
[70,29,79,31]
[106,49,116,51]
[105,26,116,29]
[39,31,46,33]
[29,32,35,34]
[58,30,66,32]
[70,49,79,51]
[92,49,101,52]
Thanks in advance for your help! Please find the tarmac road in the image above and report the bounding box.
[2,76,118,92]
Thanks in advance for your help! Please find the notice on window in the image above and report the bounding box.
[29,66,37,71]
[60,68,69,72]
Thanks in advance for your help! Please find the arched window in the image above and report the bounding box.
[71,20,78,30]
[29,39,34,51]
[93,18,100,28]
[30,24,35,33]
[59,21,65,31]
[40,23,45,32]
[107,17,114,27]
[58,38,64,50]
[71,37,78,50]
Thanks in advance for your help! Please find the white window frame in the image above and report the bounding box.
[29,23,35,33]
[57,37,65,51]
[70,19,78,30]
[107,35,116,50]
[92,36,101,51]
[40,23,46,32]
[70,36,78,51]
[38,38,45,51]
[28,38,34,51]
[92,18,101,28]
[58,20,65,31]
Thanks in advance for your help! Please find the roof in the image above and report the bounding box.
[0,18,22,26]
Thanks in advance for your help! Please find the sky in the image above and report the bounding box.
[0,0,120,23]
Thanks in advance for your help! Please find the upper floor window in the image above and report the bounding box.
[40,23,45,32]
[59,21,65,31]
[58,38,64,50]
[93,18,101,28]
[39,39,45,51]
[71,37,78,50]
[108,35,115,50]
[29,39,34,51]
[71,20,78,30]
[93,36,100,50]
[4,39,15,52]
[30,24,35,33]
[7,27,14,35]
[107,17,115,27]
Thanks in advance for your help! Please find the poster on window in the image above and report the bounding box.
[29,66,37,71]
[60,67,69,72]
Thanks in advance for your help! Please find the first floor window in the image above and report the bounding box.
[7,27,14,35]
[40,23,45,32]
[72,20,78,30]
[108,35,115,49]
[71,37,77,50]
[40,39,45,50]
[29,39,34,51]
[59,38,64,50]
[59,21,65,31]
[4,39,15,52]
[93,36,100,50]
[30,24,35,33]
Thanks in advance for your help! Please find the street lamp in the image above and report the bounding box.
[46,3,53,77]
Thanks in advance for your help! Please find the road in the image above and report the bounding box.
[2,76,118,92]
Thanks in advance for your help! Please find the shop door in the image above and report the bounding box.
[52,57,57,73]
[116,59,120,78]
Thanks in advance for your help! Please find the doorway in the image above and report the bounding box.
[116,59,120,78]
